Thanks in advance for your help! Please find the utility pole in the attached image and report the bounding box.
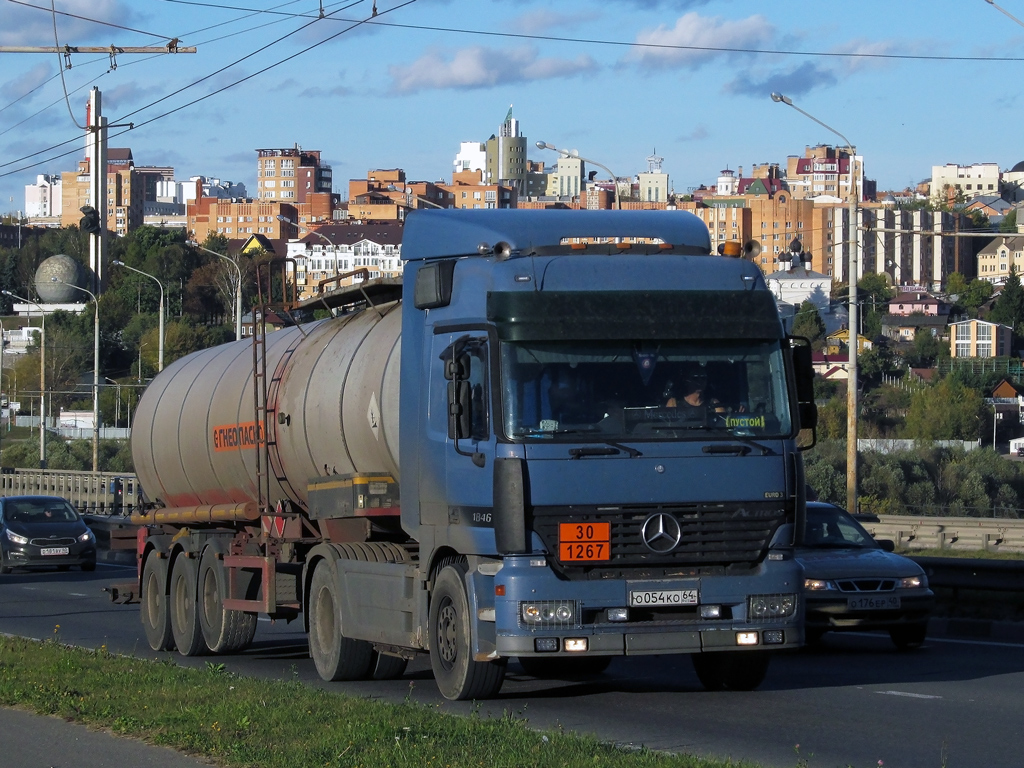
[88,88,107,294]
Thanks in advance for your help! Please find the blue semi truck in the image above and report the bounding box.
[128,209,814,699]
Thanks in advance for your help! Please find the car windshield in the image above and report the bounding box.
[4,500,79,524]
[499,338,793,441]
[805,505,877,549]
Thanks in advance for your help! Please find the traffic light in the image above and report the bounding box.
[79,205,101,235]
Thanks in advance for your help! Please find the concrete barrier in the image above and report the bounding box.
[865,515,1024,554]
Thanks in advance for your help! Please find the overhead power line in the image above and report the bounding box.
[6,0,177,40]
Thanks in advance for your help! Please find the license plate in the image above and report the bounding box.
[847,595,900,611]
[630,589,698,607]
[559,522,611,562]
[40,547,69,556]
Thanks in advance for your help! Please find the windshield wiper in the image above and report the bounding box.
[569,441,642,459]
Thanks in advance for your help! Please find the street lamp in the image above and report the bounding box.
[188,241,242,340]
[112,261,164,372]
[52,278,100,473]
[3,290,45,468]
[771,91,860,515]
[536,140,621,210]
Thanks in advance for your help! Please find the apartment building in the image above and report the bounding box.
[257,146,332,203]
[59,148,145,235]
[284,222,404,299]
[186,192,334,242]
[24,174,62,219]
[786,145,873,202]
[950,319,1012,358]
[977,236,1024,283]
[931,163,1000,203]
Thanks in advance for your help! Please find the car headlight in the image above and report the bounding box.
[520,601,577,625]
[898,575,927,589]
[4,529,28,545]
[748,593,797,619]
[804,578,835,591]
[78,530,95,543]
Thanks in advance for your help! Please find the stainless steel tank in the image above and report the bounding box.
[131,303,402,510]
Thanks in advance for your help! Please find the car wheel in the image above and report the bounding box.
[0,547,12,575]
[890,622,927,650]
[692,651,771,691]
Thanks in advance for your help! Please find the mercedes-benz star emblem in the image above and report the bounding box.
[640,512,682,553]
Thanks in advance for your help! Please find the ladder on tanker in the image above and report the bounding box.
[252,259,300,515]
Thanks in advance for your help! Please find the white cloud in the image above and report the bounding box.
[626,12,775,69]
[389,46,598,93]
[0,1,135,46]
[509,10,600,35]
[103,82,163,111]
[0,63,54,104]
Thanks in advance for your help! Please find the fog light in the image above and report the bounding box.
[607,607,629,622]
[700,604,722,619]
[564,638,588,652]
[763,630,785,645]
[736,632,759,646]
[534,637,559,653]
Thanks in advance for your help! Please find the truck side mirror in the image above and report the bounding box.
[789,337,817,450]
[447,380,472,440]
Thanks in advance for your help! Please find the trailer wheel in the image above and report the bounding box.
[170,554,209,657]
[308,560,374,681]
[429,563,506,700]
[141,554,174,652]
[691,651,770,692]
[198,545,257,653]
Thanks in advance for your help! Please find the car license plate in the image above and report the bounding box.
[559,522,611,562]
[630,589,698,607]
[40,547,69,556]
[847,595,900,611]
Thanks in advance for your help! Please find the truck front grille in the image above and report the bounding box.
[530,502,789,578]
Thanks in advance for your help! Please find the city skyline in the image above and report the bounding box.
[3,0,1024,211]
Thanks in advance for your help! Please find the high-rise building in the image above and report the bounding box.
[256,146,332,202]
[24,174,62,219]
[59,148,145,235]
[484,106,527,195]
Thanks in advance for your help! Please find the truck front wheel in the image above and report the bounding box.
[141,554,174,652]
[429,563,506,700]
[170,554,209,657]
[691,651,770,691]
[308,561,374,681]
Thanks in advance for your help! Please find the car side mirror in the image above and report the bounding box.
[877,539,895,552]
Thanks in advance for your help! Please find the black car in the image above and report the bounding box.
[0,495,97,573]
[774,502,934,649]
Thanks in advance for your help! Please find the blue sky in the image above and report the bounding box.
[2,0,1024,213]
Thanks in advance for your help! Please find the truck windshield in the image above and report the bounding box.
[500,339,793,441]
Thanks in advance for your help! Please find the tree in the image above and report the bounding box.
[945,272,969,297]
[792,301,825,343]
[904,378,986,440]
[1000,209,1018,233]
[990,267,1024,332]
[905,329,941,368]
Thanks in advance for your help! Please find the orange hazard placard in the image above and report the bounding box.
[558,522,611,562]
[212,422,264,452]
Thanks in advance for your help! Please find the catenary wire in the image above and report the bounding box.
[6,0,175,40]
[52,0,87,130]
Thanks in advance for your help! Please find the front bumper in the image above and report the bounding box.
[804,590,935,631]
[2,541,96,569]
[493,555,803,657]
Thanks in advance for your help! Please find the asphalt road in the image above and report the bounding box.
[2,562,1022,768]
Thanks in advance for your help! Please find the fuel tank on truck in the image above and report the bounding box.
[131,302,402,511]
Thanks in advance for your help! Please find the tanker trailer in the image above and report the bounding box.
[128,208,815,700]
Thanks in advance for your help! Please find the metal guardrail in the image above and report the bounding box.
[865,515,1024,554]
[911,557,1024,592]
[0,469,139,514]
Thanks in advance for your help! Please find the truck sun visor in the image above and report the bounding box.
[486,290,783,341]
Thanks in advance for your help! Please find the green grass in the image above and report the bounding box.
[0,633,753,768]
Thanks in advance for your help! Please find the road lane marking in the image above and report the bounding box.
[69,592,87,597]
[876,690,942,699]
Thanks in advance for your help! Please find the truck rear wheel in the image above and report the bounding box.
[170,554,209,657]
[308,560,374,681]
[141,554,174,652]
[429,563,506,700]
[691,651,770,691]
[371,653,408,680]
[198,544,257,653]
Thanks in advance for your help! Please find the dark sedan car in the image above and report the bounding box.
[0,495,96,573]
[774,502,934,648]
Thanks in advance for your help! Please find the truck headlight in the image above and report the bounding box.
[4,529,27,545]
[898,575,927,589]
[748,593,797,619]
[520,601,577,626]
